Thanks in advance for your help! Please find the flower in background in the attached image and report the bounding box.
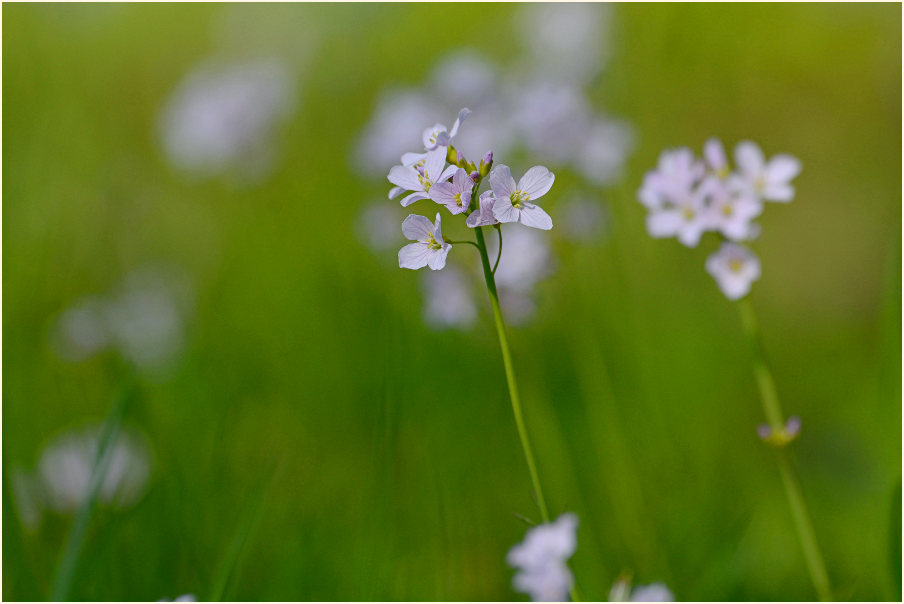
[560,196,606,242]
[398,213,452,271]
[491,165,555,230]
[507,513,579,602]
[157,595,197,602]
[421,266,478,330]
[489,227,554,325]
[12,424,152,529]
[638,139,799,300]
[51,265,194,374]
[158,58,296,182]
[730,141,802,203]
[705,242,761,300]
[609,576,675,602]
[357,201,405,252]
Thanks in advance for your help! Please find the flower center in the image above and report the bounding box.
[729,259,744,273]
[755,175,766,193]
[418,173,432,192]
[510,190,530,209]
[682,206,695,221]
[721,203,733,217]
[454,193,463,207]
[425,232,442,250]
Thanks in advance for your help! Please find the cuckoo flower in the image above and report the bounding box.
[423,107,472,151]
[466,191,499,228]
[388,147,456,207]
[429,167,473,215]
[507,513,578,602]
[398,213,451,270]
[701,178,763,241]
[705,242,761,300]
[491,165,555,230]
[730,140,801,202]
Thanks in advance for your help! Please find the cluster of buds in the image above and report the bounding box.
[387,108,555,271]
[638,140,801,300]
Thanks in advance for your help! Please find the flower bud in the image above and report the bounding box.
[446,146,459,165]
[479,150,494,177]
[469,170,480,183]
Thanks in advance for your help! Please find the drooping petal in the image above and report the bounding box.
[517,166,555,201]
[398,242,432,270]
[401,214,435,241]
[448,107,471,138]
[766,154,801,184]
[490,164,516,199]
[400,192,428,207]
[388,186,405,200]
[734,141,765,177]
[432,213,444,244]
[517,204,553,230]
[388,165,422,191]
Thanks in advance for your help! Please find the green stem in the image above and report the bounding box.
[474,226,549,524]
[51,377,135,601]
[737,298,832,601]
[492,227,503,274]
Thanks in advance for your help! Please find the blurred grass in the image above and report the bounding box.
[2,3,901,601]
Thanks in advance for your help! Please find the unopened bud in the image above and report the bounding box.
[469,170,480,183]
[479,150,494,177]
[446,146,458,165]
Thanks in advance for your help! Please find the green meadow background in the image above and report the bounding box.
[3,3,901,601]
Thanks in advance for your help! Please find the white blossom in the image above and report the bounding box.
[388,147,456,208]
[398,213,452,271]
[730,140,801,203]
[466,191,499,228]
[705,242,761,300]
[429,168,473,215]
[421,266,477,330]
[507,513,579,602]
[491,165,555,231]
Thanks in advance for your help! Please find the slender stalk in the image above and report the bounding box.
[492,227,503,274]
[474,226,549,524]
[737,298,832,601]
[51,377,135,601]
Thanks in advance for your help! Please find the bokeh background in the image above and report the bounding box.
[3,3,901,601]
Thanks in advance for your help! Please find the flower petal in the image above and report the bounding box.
[646,209,682,238]
[766,154,801,184]
[518,204,553,230]
[432,212,444,243]
[428,181,458,205]
[493,198,519,224]
[763,183,795,202]
[388,186,405,200]
[423,147,447,183]
[448,107,471,138]
[422,123,447,151]
[398,242,431,270]
[400,192,428,207]
[734,141,765,177]
[401,214,435,241]
[490,164,516,199]
[517,166,555,200]
[401,152,426,167]
[427,244,451,270]
[388,165,421,191]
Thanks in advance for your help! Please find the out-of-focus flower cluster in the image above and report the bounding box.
[356,4,627,328]
[507,513,579,602]
[12,424,152,531]
[51,266,194,374]
[158,58,297,183]
[638,139,801,300]
[609,576,675,602]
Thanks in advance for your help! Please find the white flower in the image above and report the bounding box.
[158,595,196,602]
[630,583,675,602]
[466,191,499,228]
[491,165,555,230]
[560,196,605,242]
[507,513,579,602]
[421,266,477,330]
[423,107,471,151]
[610,578,674,602]
[36,425,151,514]
[355,89,436,175]
[398,213,452,271]
[645,187,710,248]
[703,137,729,177]
[388,147,456,207]
[158,58,295,181]
[730,141,801,203]
[575,117,635,186]
[429,168,473,215]
[357,202,404,252]
[701,178,762,241]
[637,148,703,210]
[705,242,761,300]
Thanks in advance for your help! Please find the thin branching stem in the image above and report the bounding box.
[492,227,503,275]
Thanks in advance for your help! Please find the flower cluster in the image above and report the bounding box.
[389,108,555,272]
[609,577,675,602]
[507,513,579,602]
[638,139,801,300]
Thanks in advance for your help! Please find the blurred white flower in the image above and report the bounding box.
[730,141,802,203]
[398,213,452,271]
[491,165,555,231]
[421,266,477,330]
[610,577,675,602]
[509,82,592,164]
[645,186,710,248]
[487,226,554,325]
[575,118,635,186]
[356,89,437,175]
[507,513,579,602]
[34,424,151,515]
[428,51,497,107]
[51,266,194,373]
[705,242,761,300]
[637,148,704,211]
[515,3,610,85]
[703,137,729,177]
[158,595,197,602]
[159,58,296,181]
[701,178,762,241]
